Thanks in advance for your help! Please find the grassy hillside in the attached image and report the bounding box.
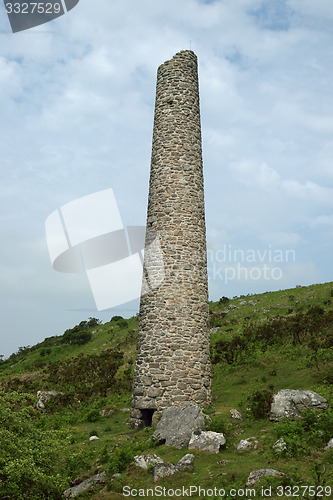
[0,282,332,499]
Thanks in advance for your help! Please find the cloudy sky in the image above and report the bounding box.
[0,0,332,358]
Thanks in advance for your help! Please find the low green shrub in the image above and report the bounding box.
[85,409,100,422]
[246,388,273,419]
[108,441,144,475]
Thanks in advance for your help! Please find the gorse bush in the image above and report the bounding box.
[211,304,333,368]
[0,392,67,499]
[213,335,246,365]
[206,414,229,435]
[111,315,123,322]
[274,409,333,457]
[246,388,274,419]
[108,441,144,475]
[47,349,124,398]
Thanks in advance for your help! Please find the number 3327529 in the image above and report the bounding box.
[5,3,62,14]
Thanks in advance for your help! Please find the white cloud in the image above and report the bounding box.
[282,179,333,205]
[0,0,332,356]
[260,231,302,247]
[308,215,333,228]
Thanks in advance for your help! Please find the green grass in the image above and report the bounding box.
[0,282,332,499]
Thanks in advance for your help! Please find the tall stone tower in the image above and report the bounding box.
[130,50,211,429]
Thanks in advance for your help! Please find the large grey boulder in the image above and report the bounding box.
[270,390,328,421]
[188,430,226,453]
[246,469,285,486]
[153,404,206,449]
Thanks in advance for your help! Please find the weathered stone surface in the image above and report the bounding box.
[130,408,143,420]
[273,437,287,452]
[129,417,145,430]
[270,390,328,421]
[152,411,162,427]
[63,472,106,498]
[324,438,333,451]
[153,404,206,449]
[100,407,115,417]
[230,409,242,420]
[188,430,226,453]
[36,390,60,410]
[134,454,163,470]
[246,469,285,486]
[237,437,258,451]
[153,463,178,482]
[176,454,195,471]
[131,50,211,422]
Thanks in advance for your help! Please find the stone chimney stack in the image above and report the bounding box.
[130,50,211,429]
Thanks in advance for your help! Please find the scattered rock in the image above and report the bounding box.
[230,409,242,420]
[89,436,99,441]
[63,472,106,498]
[133,454,164,469]
[273,438,287,452]
[218,459,229,465]
[237,437,258,451]
[153,404,206,449]
[36,390,60,410]
[270,389,328,421]
[153,463,178,482]
[100,407,115,417]
[246,469,285,486]
[324,438,333,451]
[176,454,195,471]
[188,430,226,453]
[120,408,131,412]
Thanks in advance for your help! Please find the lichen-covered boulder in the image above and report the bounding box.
[153,404,206,449]
[237,437,258,451]
[230,409,242,420]
[133,454,163,469]
[63,472,106,498]
[270,390,328,421]
[188,430,226,453]
[176,454,195,471]
[36,390,60,410]
[246,469,285,486]
[153,463,178,482]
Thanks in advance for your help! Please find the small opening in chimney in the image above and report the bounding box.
[140,409,155,427]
